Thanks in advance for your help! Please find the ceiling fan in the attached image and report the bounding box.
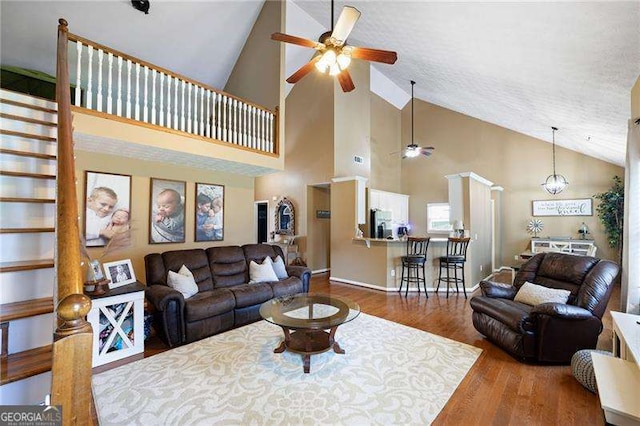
[271,0,398,92]
[400,80,434,159]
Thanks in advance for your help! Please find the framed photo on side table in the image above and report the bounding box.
[103,259,136,289]
[194,182,225,242]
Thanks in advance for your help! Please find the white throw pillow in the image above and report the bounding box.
[514,281,571,306]
[178,264,194,280]
[249,257,278,284]
[167,270,198,299]
[271,256,289,280]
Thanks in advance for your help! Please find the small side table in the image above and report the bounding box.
[87,282,145,368]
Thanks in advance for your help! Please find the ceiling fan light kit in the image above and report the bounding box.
[542,126,569,195]
[271,2,397,92]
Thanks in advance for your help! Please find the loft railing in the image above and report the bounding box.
[51,19,95,424]
[66,32,278,155]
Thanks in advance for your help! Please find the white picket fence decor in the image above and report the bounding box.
[67,34,277,154]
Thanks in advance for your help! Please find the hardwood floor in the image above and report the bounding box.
[138,272,617,425]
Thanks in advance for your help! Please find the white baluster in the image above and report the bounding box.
[180,80,186,132]
[222,95,228,142]
[249,106,254,149]
[86,45,93,109]
[234,99,239,144]
[166,74,171,128]
[199,87,205,136]
[143,66,149,122]
[216,93,222,140]
[206,90,211,138]
[187,82,192,134]
[74,41,82,106]
[96,49,103,112]
[243,103,249,147]
[126,59,132,118]
[261,110,266,151]
[107,52,113,114]
[268,112,274,153]
[117,56,123,116]
[173,77,179,130]
[135,63,141,120]
[151,69,156,125]
[159,73,165,127]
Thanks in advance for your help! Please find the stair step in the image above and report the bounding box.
[0,227,55,234]
[0,129,57,143]
[0,171,56,180]
[0,113,56,128]
[0,148,56,160]
[0,197,55,204]
[0,259,54,273]
[0,345,52,385]
[0,99,58,115]
[0,297,54,322]
[0,89,57,111]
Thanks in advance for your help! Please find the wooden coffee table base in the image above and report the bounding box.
[274,326,345,373]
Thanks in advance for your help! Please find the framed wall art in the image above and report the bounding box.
[149,178,186,243]
[84,171,131,247]
[532,198,593,217]
[103,259,136,288]
[195,182,224,242]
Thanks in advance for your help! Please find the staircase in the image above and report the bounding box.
[0,89,57,404]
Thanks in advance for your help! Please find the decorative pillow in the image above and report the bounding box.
[514,281,571,306]
[167,270,198,299]
[178,264,194,280]
[249,257,278,284]
[271,256,289,280]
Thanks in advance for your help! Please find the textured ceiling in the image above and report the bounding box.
[1,1,637,169]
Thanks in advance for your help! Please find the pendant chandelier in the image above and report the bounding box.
[542,126,568,195]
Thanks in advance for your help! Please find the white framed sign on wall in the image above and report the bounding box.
[532,199,593,217]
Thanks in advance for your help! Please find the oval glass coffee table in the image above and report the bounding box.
[260,293,360,373]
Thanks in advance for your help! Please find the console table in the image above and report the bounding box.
[87,282,145,368]
[268,241,299,265]
[592,312,640,425]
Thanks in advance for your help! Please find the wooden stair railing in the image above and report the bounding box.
[50,18,95,425]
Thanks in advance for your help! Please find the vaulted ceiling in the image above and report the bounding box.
[1,1,638,167]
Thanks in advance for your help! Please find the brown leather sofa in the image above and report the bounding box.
[470,252,619,363]
[145,244,311,347]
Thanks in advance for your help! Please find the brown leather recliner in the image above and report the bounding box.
[470,252,619,363]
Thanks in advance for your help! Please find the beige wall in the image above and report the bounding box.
[77,151,255,284]
[255,70,335,265]
[306,185,331,271]
[401,98,624,264]
[370,93,402,193]
[224,0,281,112]
[333,61,371,178]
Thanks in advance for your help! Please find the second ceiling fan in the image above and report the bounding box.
[271,1,398,92]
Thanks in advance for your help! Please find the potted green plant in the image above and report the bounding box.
[593,176,624,261]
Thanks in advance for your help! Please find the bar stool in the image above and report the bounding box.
[436,237,471,298]
[399,237,430,297]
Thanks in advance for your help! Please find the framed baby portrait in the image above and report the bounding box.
[84,171,132,248]
[149,178,186,244]
[103,259,136,289]
[194,183,225,242]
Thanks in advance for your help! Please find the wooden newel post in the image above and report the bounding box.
[51,18,96,425]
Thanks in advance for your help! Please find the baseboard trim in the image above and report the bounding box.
[312,268,330,274]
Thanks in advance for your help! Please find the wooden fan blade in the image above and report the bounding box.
[331,6,361,46]
[337,69,355,93]
[286,56,321,84]
[348,46,398,64]
[271,32,323,49]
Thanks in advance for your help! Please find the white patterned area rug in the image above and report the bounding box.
[93,313,481,425]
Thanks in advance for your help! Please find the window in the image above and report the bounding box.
[427,203,452,233]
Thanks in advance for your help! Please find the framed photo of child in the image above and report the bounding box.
[84,171,132,248]
[149,178,186,244]
[195,183,225,242]
[103,259,136,288]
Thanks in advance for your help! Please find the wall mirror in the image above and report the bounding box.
[274,197,295,235]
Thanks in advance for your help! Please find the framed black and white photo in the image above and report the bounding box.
[103,259,136,288]
[532,199,593,217]
[149,178,186,244]
[84,171,131,247]
[194,182,224,242]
